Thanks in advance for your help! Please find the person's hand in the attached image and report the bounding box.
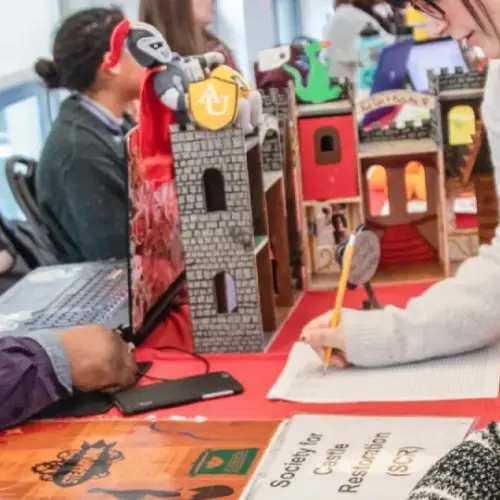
[60,325,138,393]
[301,312,349,369]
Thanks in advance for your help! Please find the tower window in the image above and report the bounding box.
[213,271,238,313]
[321,135,334,152]
[203,168,227,212]
[315,127,341,164]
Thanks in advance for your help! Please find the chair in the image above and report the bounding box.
[5,156,42,226]
[4,156,63,265]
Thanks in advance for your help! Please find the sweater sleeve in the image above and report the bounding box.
[407,422,500,500]
[0,336,70,430]
[62,153,127,262]
[343,61,500,367]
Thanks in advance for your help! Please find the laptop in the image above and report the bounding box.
[407,36,469,92]
[123,126,186,346]
[0,259,130,336]
[362,38,414,127]
[0,127,186,345]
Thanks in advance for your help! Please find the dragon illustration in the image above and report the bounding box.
[284,41,342,104]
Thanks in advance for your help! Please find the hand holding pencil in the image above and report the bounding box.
[301,233,356,371]
[322,233,356,373]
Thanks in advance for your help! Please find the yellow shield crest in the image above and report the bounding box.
[188,77,238,131]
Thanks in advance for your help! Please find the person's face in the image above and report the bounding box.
[416,0,500,57]
[191,0,214,26]
[113,52,145,100]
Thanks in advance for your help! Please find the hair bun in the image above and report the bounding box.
[34,58,61,89]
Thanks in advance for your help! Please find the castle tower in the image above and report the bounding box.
[428,66,498,244]
[260,88,289,172]
[356,93,449,281]
[260,86,302,287]
[170,123,264,353]
[427,66,489,178]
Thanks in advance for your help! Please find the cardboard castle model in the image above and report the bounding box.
[428,66,498,249]
[287,64,497,289]
[170,104,298,353]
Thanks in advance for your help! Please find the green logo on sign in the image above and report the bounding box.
[189,448,259,476]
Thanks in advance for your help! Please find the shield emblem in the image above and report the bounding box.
[188,77,238,131]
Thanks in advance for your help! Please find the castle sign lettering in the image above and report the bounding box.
[356,91,436,115]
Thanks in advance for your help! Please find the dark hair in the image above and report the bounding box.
[34,7,124,91]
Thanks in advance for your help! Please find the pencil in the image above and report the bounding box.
[323,232,356,374]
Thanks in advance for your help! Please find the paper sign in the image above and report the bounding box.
[356,90,436,115]
[241,415,474,500]
[258,46,291,72]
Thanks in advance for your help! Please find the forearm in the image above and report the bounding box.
[343,228,500,366]
[0,337,70,430]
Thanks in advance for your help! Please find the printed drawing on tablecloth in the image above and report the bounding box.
[0,420,278,499]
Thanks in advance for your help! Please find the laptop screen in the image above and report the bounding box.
[407,37,468,92]
[126,127,185,340]
[362,38,414,126]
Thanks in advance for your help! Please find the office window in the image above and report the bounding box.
[0,0,61,219]
[273,0,301,45]
[0,73,60,219]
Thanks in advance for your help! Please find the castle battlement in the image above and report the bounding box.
[358,119,432,143]
[260,87,290,115]
[428,67,487,94]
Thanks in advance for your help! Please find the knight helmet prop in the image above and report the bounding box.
[101,19,178,186]
[102,20,173,70]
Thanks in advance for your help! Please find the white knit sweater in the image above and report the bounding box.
[343,59,500,367]
[408,422,500,499]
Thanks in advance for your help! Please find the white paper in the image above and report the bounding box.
[258,45,291,72]
[241,415,474,500]
[267,342,500,403]
[454,196,477,214]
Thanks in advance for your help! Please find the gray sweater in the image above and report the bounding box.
[36,95,133,263]
[343,59,500,367]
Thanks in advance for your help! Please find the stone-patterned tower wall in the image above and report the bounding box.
[170,124,264,353]
[260,88,289,172]
[430,98,443,146]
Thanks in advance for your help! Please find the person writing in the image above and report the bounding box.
[302,0,500,371]
[35,7,144,263]
[139,0,239,70]
[0,325,137,430]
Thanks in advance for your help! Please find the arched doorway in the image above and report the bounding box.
[448,105,476,145]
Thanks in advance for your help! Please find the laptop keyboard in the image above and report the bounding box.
[25,267,128,330]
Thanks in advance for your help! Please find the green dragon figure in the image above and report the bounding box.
[284,41,343,104]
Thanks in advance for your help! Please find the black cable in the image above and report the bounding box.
[132,346,211,383]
